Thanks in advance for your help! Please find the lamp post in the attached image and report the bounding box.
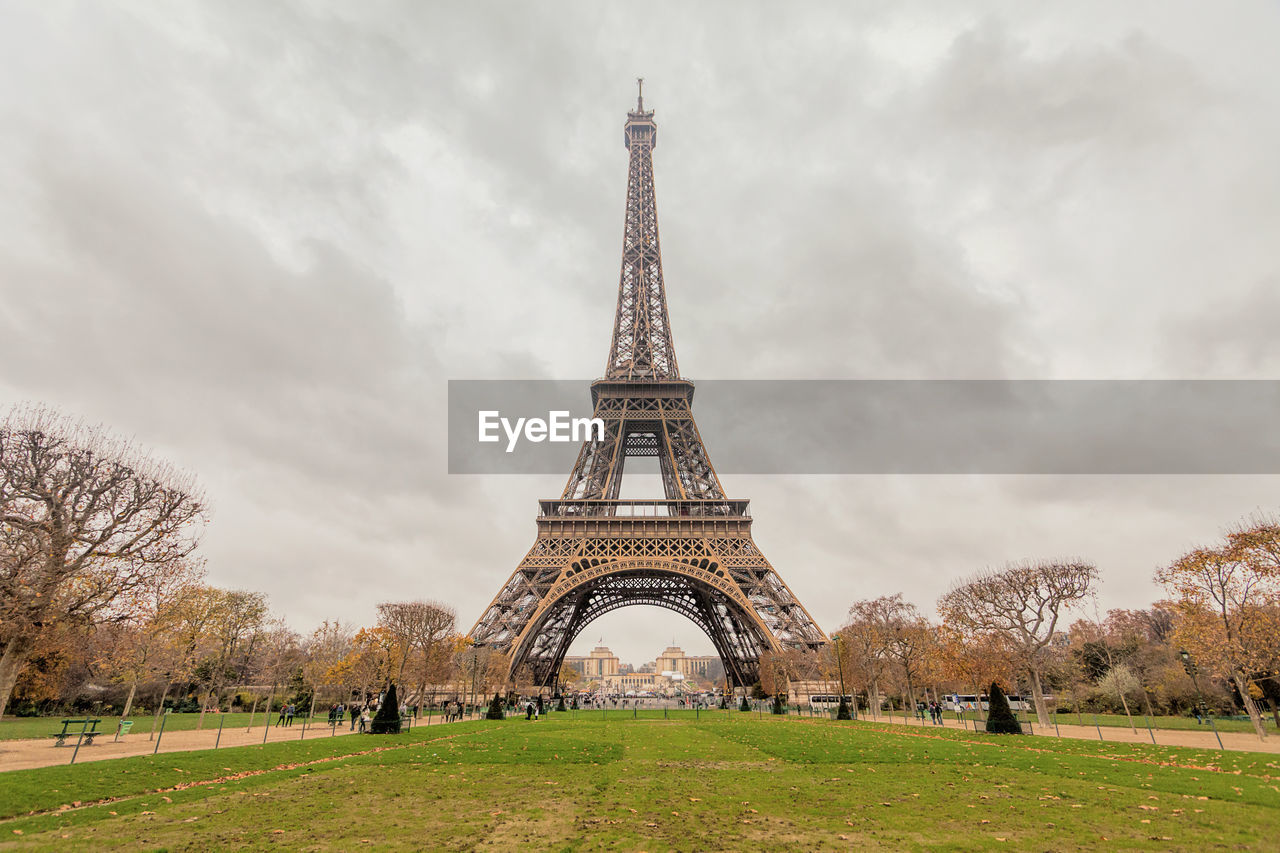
[467,647,480,720]
[1181,649,1225,749]
[1180,650,1206,717]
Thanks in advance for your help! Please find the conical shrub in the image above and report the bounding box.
[486,692,505,720]
[370,684,402,734]
[739,696,751,712]
[984,682,1023,735]
[836,696,852,720]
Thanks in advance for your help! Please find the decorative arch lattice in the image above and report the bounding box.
[511,566,771,688]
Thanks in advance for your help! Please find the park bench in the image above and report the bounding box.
[52,718,102,747]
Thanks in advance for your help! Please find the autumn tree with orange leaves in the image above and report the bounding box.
[1156,518,1280,740]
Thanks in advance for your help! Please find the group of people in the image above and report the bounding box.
[275,701,376,732]
[327,702,372,732]
[923,700,947,725]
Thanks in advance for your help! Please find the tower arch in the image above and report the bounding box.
[509,557,775,688]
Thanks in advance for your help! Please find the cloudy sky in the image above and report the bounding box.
[3,2,1279,667]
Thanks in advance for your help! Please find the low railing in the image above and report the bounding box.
[539,499,750,518]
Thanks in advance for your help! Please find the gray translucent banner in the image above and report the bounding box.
[447,380,1280,474]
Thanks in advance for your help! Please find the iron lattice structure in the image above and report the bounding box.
[469,86,827,688]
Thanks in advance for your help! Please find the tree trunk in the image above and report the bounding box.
[1028,669,1051,727]
[197,686,212,730]
[0,634,36,720]
[151,682,171,740]
[1117,687,1136,733]
[1232,672,1267,740]
[120,682,138,721]
[260,682,277,732]
[1139,684,1156,719]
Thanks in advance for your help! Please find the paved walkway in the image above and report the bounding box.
[0,714,475,772]
[854,711,1280,753]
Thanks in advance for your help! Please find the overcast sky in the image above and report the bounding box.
[3,2,1279,667]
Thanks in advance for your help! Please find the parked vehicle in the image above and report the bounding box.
[943,693,1042,712]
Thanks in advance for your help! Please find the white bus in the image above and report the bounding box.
[943,693,1039,712]
[808,694,854,711]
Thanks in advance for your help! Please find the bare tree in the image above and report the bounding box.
[938,559,1097,726]
[880,597,934,718]
[246,622,300,731]
[1,407,207,718]
[196,589,269,728]
[376,600,456,712]
[304,620,353,719]
[840,602,885,717]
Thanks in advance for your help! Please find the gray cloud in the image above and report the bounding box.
[2,1,1278,666]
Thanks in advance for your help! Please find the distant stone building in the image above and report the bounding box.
[564,646,620,678]
[655,646,720,679]
[565,642,725,693]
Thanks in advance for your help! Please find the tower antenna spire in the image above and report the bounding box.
[637,77,644,111]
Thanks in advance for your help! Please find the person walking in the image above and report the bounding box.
[350,704,359,731]
[359,707,370,733]
[275,703,286,727]
[285,704,295,726]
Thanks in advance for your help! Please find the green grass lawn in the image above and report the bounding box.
[1,711,1277,851]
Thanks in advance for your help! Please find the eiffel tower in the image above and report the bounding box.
[468,83,827,688]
